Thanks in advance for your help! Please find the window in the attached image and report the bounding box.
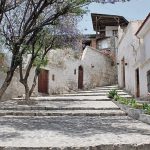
[112,30,118,37]
[74,69,76,75]
[147,70,150,92]
[52,74,55,81]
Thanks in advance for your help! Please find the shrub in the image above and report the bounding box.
[108,89,118,98]
[117,97,129,105]
[143,103,149,110]
[143,103,150,115]
[128,99,137,107]
[133,103,143,109]
[110,90,150,115]
[114,94,120,101]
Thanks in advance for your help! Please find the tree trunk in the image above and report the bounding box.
[0,71,14,100]
[24,83,30,101]
[29,73,38,97]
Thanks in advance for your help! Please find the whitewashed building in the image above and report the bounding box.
[117,13,150,98]
[135,13,150,97]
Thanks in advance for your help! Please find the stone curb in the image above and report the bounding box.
[112,100,150,125]
[112,100,143,119]
[139,114,150,125]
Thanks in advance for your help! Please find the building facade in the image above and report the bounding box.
[0,13,128,99]
[117,13,150,98]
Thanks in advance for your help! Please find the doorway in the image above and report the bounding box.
[121,58,125,88]
[78,66,83,89]
[135,68,140,97]
[38,69,49,94]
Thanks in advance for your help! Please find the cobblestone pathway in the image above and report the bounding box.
[0,85,150,150]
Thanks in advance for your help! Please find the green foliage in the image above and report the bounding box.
[114,94,120,101]
[110,89,150,115]
[33,56,48,67]
[108,89,118,98]
[118,97,130,105]
[128,99,137,107]
[143,103,149,110]
[133,103,143,109]
[143,103,150,115]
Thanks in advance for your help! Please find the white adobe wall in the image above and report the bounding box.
[82,46,116,88]
[117,21,143,96]
[97,38,111,49]
[138,29,150,96]
[43,58,80,94]
[42,49,80,94]
[41,47,116,94]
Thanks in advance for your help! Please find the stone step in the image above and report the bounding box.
[0,106,120,111]
[0,109,127,117]
[0,101,119,110]
[12,98,112,101]
[62,92,129,96]
[77,89,125,93]
[31,95,132,101]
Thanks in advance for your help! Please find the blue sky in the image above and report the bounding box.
[78,0,150,34]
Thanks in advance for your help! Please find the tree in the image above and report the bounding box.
[0,0,25,24]
[0,0,89,100]
[19,15,81,100]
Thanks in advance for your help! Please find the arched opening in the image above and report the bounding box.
[78,66,83,89]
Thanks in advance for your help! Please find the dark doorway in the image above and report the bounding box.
[78,66,83,89]
[121,58,125,88]
[38,69,49,94]
[135,68,140,97]
[147,70,150,93]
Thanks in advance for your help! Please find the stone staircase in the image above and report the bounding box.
[0,85,128,117]
[0,85,150,149]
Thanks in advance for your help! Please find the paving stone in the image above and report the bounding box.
[0,85,149,149]
[0,116,150,148]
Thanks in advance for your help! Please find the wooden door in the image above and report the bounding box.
[78,66,83,89]
[38,69,49,94]
[135,68,140,97]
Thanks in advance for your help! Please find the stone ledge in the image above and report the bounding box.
[139,114,150,125]
[112,100,150,125]
[112,100,144,120]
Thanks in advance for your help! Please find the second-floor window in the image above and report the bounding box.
[112,30,118,37]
